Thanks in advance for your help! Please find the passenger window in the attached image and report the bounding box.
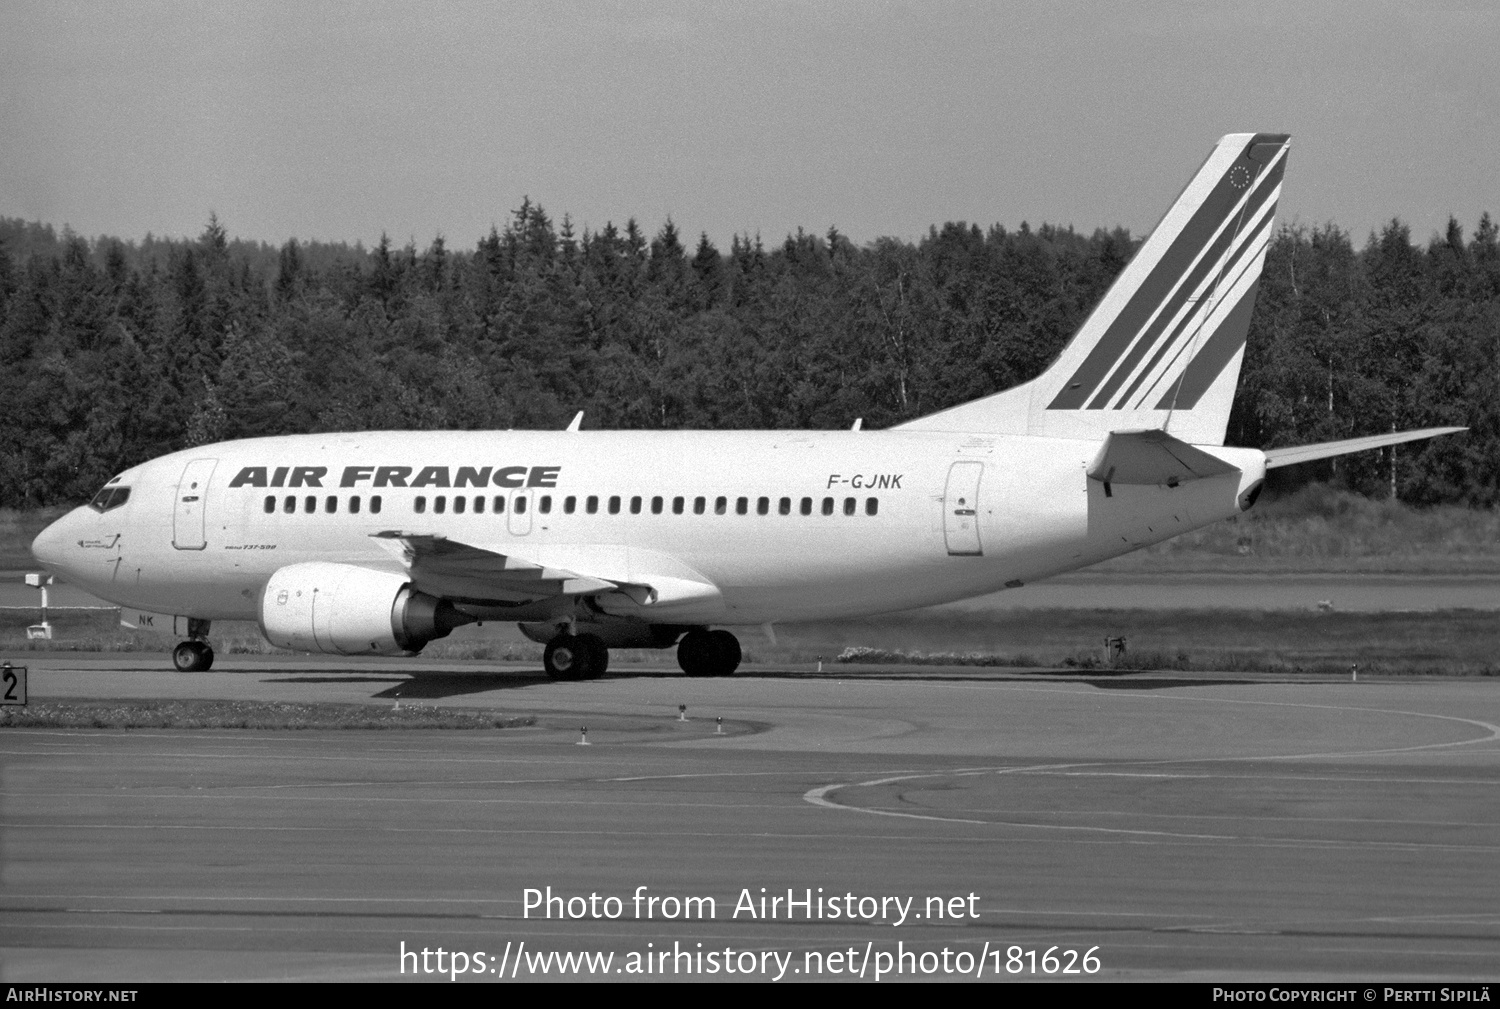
[779,497,791,515]
[865,497,878,516]
[304,495,316,514]
[757,496,769,515]
[325,495,337,514]
[673,496,685,515]
[350,496,361,514]
[474,496,484,514]
[693,496,705,515]
[715,496,727,515]
[608,495,621,515]
[564,496,576,514]
[454,496,466,514]
[263,496,275,514]
[630,496,641,515]
[284,496,296,514]
[736,497,748,515]
[371,495,382,514]
[843,497,856,516]
[539,495,552,514]
[434,496,447,514]
[494,495,506,514]
[415,496,427,514]
[822,497,834,516]
[651,496,663,515]
[586,495,599,514]
[515,495,527,514]
[800,497,812,516]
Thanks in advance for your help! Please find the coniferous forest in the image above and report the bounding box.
[1,205,1496,510]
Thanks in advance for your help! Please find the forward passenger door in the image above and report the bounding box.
[172,459,218,550]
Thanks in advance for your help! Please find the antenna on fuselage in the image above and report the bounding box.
[566,411,584,433]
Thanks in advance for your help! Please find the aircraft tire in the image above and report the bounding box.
[708,629,741,676]
[576,633,609,679]
[677,630,716,677]
[172,641,214,673]
[543,635,589,681]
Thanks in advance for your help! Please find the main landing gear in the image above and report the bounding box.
[543,632,609,681]
[539,627,742,679]
[172,640,214,672]
[677,629,741,678]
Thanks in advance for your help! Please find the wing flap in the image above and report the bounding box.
[372,532,617,602]
[369,533,725,616]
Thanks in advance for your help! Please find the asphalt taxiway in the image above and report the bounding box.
[1,655,1497,982]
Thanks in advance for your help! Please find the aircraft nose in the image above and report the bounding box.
[30,514,72,573]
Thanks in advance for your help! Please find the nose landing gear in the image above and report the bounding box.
[172,640,214,672]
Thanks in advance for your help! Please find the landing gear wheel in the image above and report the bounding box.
[677,630,715,677]
[544,634,609,681]
[172,641,214,672]
[708,629,741,675]
[575,633,609,678]
[677,629,740,677]
[544,635,586,681]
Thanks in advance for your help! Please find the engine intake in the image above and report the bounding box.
[259,562,472,656]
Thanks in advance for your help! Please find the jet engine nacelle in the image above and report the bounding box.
[258,562,472,656]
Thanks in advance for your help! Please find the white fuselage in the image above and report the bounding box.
[33,428,1266,628]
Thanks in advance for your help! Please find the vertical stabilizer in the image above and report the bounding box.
[896,132,1290,445]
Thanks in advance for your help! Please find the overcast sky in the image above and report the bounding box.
[2,1,1495,252]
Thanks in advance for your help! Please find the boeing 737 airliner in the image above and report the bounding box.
[29,133,1462,679]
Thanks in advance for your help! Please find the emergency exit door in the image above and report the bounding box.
[173,458,218,550]
[943,461,984,556]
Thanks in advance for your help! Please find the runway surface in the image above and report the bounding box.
[2,655,1498,982]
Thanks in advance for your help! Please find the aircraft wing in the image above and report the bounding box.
[1087,429,1240,487]
[369,532,721,613]
[1263,427,1467,469]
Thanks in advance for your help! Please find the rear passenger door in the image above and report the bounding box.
[943,461,983,556]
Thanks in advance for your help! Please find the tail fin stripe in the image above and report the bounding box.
[1154,276,1263,410]
[1083,211,1245,408]
[1083,166,1282,410]
[1138,227,1272,410]
[1111,197,1279,409]
[1047,141,1287,410]
[1153,213,1280,412]
[1132,204,1276,409]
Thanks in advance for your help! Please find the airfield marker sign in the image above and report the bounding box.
[1,662,27,705]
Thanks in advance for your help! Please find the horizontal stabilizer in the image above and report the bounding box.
[1087,429,1240,487]
[1264,427,1467,470]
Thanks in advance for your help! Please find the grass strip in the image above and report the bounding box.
[800,608,1500,676]
[0,699,536,730]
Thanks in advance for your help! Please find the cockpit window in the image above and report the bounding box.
[88,486,131,512]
